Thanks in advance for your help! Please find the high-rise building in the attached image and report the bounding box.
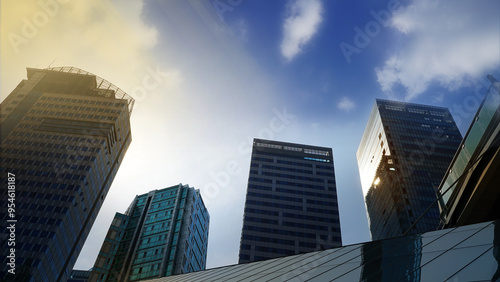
[357,99,462,240]
[238,138,342,264]
[0,67,134,281]
[438,76,500,228]
[90,184,209,281]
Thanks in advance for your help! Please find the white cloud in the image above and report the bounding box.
[375,0,500,101]
[280,0,323,61]
[337,97,355,111]
[0,0,163,101]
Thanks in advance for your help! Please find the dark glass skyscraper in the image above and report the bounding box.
[90,184,209,281]
[0,67,134,281]
[238,138,342,264]
[357,99,462,240]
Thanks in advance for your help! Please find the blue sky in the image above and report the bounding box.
[1,0,499,271]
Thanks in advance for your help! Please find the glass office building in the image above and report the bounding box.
[238,138,342,264]
[147,220,500,282]
[0,67,133,281]
[439,76,500,228]
[357,99,462,240]
[89,184,209,281]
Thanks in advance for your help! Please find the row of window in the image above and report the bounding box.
[254,245,295,255]
[282,221,328,231]
[9,130,106,143]
[383,104,449,117]
[3,158,92,175]
[260,164,313,174]
[244,216,278,225]
[245,207,279,216]
[143,221,170,232]
[152,189,178,201]
[28,107,118,119]
[248,184,336,199]
[307,206,339,215]
[18,228,56,239]
[18,189,76,203]
[247,191,338,209]
[255,142,282,149]
[254,142,330,156]
[249,177,334,191]
[256,170,332,182]
[14,201,69,216]
[382,113,454,125]
[244,215,334,232]
[146,209,174,222]
[3,139,100,154]
[304,148,330,156]
[304,157,330,163]
[242,234,295,246]
[1,152,97,171]
[282,212,339,224]
[12,216,62,227]
[40,95,124,108]
[242,224,316,239]
[276,187,336,198]
[36,100,122,113]
[247,191,303,203]
[255,151,333,165]
[276,179,334,190]
[16,242,49,253]
[246,200,302,211]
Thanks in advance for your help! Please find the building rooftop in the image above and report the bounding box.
[148,220,500,281]
[28,66,135,114]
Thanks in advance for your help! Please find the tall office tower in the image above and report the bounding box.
[0,67,133,281]
[238,138,342,264]
[357,99,462,240]
[90,184,209,281]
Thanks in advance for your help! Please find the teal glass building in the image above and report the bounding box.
[357,99,462,240]
[0,67,133,281]
[89,184,209,281]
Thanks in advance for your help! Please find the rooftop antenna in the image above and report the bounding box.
[47,58,57,69]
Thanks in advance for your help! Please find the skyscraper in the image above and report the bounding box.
[357,99,462,240]
[0,67,134,281]
[90,184,209,281]
[238,138,342,264]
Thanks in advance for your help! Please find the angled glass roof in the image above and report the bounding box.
[148,220,500,281]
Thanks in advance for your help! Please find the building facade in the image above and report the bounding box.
[438,76,500,228]
[90,184,209,281]
[357,99,462,240]
[238,138,342,264]
[0,67,133,281]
